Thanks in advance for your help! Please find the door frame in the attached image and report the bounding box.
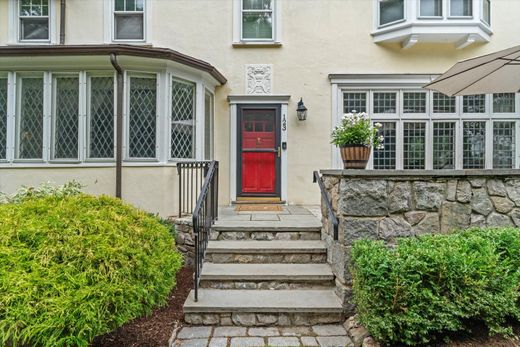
[228,95,290,203]
[237,104,281,198]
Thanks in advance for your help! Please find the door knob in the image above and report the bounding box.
[256,138,261,146]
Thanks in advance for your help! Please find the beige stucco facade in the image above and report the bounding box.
[1,0,520,216]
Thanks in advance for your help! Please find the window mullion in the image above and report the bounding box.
[78,71,87,162]
[6,72,16,162]
[485,119,493,169]
[425,120,433,170]
[455,120,463,169]
[396,120,403,170]
[195,82,204,161]
[43,72,51,162]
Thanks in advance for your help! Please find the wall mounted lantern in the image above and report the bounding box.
[296,98,308,121]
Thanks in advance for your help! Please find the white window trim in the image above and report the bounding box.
[232,0,282,45]
[8,0,57,44]
[204,88,215,161]
[331,75,520,170]
[417,0,443,19]
[447,0,474,19]
[376,0,407,29]
[104,0,150,44]
[481,0,491,25]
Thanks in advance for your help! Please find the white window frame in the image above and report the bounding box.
[9,0,57,44]
[104,0,149,43]
[418,0,443,19]
[481,0,491,25]
[232,0,282,44]
[448,0,474,18]
[377,0,407,28]
[204,88,215,161]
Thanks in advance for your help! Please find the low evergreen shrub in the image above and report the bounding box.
[0,194,183,347]
[351,228,520,346]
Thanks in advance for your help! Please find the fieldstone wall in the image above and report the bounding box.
[320,170,520,314]
[170,217,195,266]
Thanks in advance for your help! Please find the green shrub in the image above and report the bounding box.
[0,194,183,347]
[0,181,83,204]
[351,228,520,346]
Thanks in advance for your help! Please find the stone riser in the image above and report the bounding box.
[199,280,335,290]
[205,253,327,264]
[211,231,321,241]
[184,312,344,326]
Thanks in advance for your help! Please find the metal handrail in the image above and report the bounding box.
[192,161,219,302]
[313,171,339,241]
[177,161,212,217]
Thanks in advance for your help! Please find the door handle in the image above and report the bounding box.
[277,146,281,158]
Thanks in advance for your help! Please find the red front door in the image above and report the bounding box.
[240,108,279,196]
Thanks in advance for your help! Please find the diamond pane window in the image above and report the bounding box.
[373,92,397,114]
[129,77,156,159]
[493,122,515,169]
[53,77,79,160]
[19,0,49,41]
[373,122,396,169]
[403,122,426,169]
[463,94,486,113]
[493,93,515,113]
[18,77,44,159]
[403,92,427,113]
[433,122,455,169]
[343,92,367,113]
[204,91,214,160]
[433,92,456,113]
[242,0,273,39]
[89,77,114,159]
[114,0,144,40]
[463,121,486,169]
[171,78,195,159]
[0,79,7,160]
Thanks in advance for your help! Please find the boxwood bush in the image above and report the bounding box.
[351,228,520,346]
[0,194,183,347]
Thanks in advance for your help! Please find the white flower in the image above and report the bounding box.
[375,122,382,128]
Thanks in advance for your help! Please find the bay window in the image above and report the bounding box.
[450,0,472,17]
[378,0,405,26]
[0,79,7,160]
[17,77,44,160]
[114,0,145,41]
[241,0,274,40]
[128,76,156,159]
[420,0,442,17]
[170,78,196,160]
[88,76,114,159]
[482,0,491,24]
[52,76,79,160]
[19,0,50,41]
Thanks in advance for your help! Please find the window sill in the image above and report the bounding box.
[232,41,282,48]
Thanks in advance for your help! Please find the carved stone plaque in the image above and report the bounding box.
[246,64,272,95]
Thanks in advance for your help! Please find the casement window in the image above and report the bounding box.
[420,0,442,17]
[19,0,50,41]
[204,91,214,160]
[482,0,491,24]
[17,77,44,160]
[450,0,472,17]
[241,0,274,40]
[52,76,80,160]
[114,0,145,41]
[0,79,7,160]
[378,0,405,26]
[88,76,114,159]
[338,88,520,170]
[170,78,196,160]
[128,76,156,159]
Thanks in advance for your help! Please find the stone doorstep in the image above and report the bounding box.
[206,240,327,254]
[212,220,321,232]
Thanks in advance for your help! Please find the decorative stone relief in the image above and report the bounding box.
[246,64,272,95]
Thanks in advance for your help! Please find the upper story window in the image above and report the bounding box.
[379,0,404,26]
[19,0,50,41]
[450,0,472,17]
[114,0,145,41]
[242,0,274,40]
[482,0,491,24]
[420,0,442,17]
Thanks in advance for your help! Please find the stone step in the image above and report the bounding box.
[199,263,335,290]
[213,216,322,233]
[205,240,327,264]
[183,289,344,326]
[211,229,321,241]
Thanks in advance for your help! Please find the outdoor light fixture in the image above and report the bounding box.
[296,98,308,121]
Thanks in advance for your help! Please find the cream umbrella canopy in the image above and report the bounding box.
[424,45,520,96]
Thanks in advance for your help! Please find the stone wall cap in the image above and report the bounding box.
[320,169,520,178]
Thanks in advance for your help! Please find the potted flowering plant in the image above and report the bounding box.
[331,111,383,169]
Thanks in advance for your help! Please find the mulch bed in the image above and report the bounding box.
[91,266,193,347]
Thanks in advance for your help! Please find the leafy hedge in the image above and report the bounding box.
[0,194,183,347]
[351,228,520,346]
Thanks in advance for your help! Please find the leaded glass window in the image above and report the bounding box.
[129,77,156,159]
[0,79,7,160]
[463,121,486,169]
[242,0,273,40]
[114,0,144,40]
[18,77,44,159]
[19,0,49,41]
[403,92,427,113]
[373,92,397,114]
[171,78,195,159]
[433,92,456,113]
[343,92,367,113]
[403,122,425,169]
[493,122,515,169]
[493,93,515,113]
[53,77,79,160]
[463,94,486,113]
[379,0,404,26]
[89,77,114,159]
[433,122,455,169]
[204,91,214,160]
[373,122,396,169]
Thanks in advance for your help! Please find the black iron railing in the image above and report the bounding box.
[177,161,212,217]
[192,161,219,301]
[313,171,339,241]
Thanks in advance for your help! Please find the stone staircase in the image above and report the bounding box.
[183,207,344,326]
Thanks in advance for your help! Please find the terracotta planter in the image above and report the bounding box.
[340,145,371,169]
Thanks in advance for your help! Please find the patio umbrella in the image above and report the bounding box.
[424,45,520,96]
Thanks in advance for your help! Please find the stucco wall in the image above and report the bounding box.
[1,0,520,208]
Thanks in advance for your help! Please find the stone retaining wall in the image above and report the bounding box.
[319,169,520,314]
[170,217,195,266]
